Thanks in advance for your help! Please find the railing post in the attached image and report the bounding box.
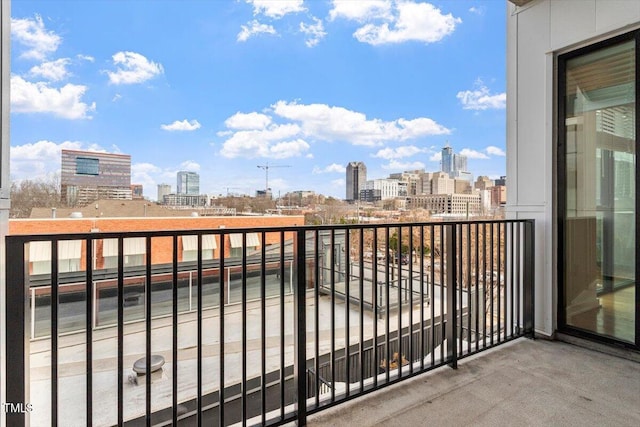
[523,220,535,338]
[445,224,457,369]
[5,237,30,426]
[294,229,307,426]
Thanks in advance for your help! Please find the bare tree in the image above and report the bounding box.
[10,176,62,218]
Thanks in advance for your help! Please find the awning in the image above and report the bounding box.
[182,235,217,251]
[103,237,146,257]
[229,233,260,248]
[29,240,82,261]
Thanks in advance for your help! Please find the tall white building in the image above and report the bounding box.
[157,183,172,202]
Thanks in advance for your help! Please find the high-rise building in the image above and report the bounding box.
[177,171,200,195]
[61,149,132,206]
[345,162,367,201]
[441,144,469,179]
[157,183,172,202]
[441,145,454,175]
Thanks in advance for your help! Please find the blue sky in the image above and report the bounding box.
[9,0,507,200]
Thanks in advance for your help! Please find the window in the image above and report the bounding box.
[559,32,636,344]
[103,237,146,268]
[182,235,217,261]
[229,233,260,258]
[76,157,99,175]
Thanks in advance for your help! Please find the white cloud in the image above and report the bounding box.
[220,101,449,159]
[132,162,161,175]
[331,1,461,45]
[269,139,311,159]
[300,17,327,48]
[329,0,392,22]
[161,119,202,131]
[220,123,307,158]
[486,146,505,156]
[77,54,95,62]
[10,140,106,181]
[11,15,61,60]
[460,148,489,159]
[225,112,272,130]
[106,51,164,85]
[29,58,70,81]
[382,159,425,170]
[469,6,485,15]
[237,20,277,42]
[11,75,96,119]
[272,100,449,146]
[457,80,506,110]
[429,152,441,162]
[246,0,305,18]
[373,145,426,159]
[331,178,345,187]
[112,93,122,102]
[180,160,201,171]
[313,163,346,174]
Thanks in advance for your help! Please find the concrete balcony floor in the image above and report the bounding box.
[308,338,640,427]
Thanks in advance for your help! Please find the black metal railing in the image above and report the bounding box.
[5,219,534,426]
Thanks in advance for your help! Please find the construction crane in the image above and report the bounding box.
[257,162,290,194]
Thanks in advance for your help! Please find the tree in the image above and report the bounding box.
[10,176,62,218]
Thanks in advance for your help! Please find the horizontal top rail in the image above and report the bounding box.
[6,218,535,243]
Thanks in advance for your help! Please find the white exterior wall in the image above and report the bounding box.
[507,0,640,336]
[1,1,9,422]
[364,179,400,200]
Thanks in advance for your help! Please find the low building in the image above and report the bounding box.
[406,193,481,215]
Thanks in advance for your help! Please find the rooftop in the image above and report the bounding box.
[308,338,640,427]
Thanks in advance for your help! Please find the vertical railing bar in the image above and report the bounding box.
[345,228,351,395]
[397,226,402,379]
[510,222,515,338]
[359,227,365,393]
[490,223,495,346]
[419,225,425,371]
[429,225,435,368]
[219,232,226,427]
[384,226,390,385]
[5,238,29,426]
[117,237,124,427]
[408,225,414,375]
[372,227,379,390]
[439,225,444,364]
[330,228,336,403]
[313,229,320,409]
[51,239,59,427]
[516,223,521,334]
[172,235,179,426]
[523,220,535,337]
[294,229,308,426]
[86,238,93,426]
[474,223,480,352]
[482,223,487,348]
[145,236,153,427]
[279,230,285,421]
[467,224,472,350]
[261,231,267,426]
[498,223,503,343]
[197,234,203,426]
[445,225,457,369]
[241,232,247,427]
[458,225,463,356]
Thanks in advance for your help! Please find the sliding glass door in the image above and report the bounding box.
[559,34,638,346]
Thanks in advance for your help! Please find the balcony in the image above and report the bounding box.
[6,220,535,426]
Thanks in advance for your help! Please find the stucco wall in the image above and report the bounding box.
[507,0,640,336]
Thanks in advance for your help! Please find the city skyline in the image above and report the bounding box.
[9,1,507,199]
